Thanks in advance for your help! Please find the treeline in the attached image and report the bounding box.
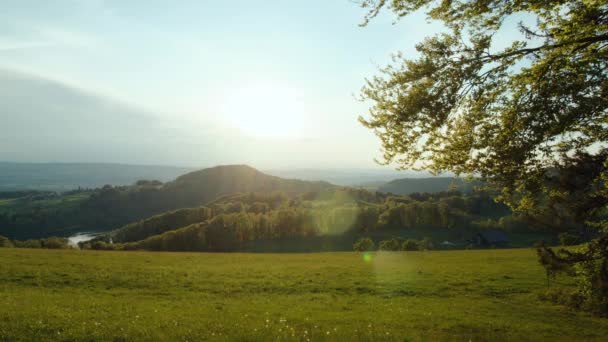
[0,235,71,249]
[86,188,531,252]
[353,237,435,251]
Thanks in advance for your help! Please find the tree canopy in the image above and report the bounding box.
[358,0,608,315]
[358,0,607,215]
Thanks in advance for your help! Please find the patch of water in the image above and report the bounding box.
[67,232,100,248]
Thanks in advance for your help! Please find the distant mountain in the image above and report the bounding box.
[378,177,482,195]
[0,162,196,191]
[264,168,428,186]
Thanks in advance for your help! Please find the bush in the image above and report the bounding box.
[0,235,13,248]
[41,237,70,249]
[559,232,579,246]
[378,238,400,251]
[14,239,42,248]
[91,241,114,250]
[538,287,585,310]
[418,237,435,251]
[79,242,92,250]
[10,237,71,249]
[401,239,419,251]
[572,259,608,316]
[353,237,375,252]
[537,241,608,317]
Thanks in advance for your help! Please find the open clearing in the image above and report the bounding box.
[1,248,607,341]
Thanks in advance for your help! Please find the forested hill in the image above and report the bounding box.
[0,165,334,239]
[165,165,332,208]
[378,177,483,195]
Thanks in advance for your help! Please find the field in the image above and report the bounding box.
[1,248,607,341]
[0,192,90,212]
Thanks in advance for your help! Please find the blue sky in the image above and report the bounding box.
[0,0,444,168]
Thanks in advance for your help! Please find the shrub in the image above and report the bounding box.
[418,237,435,251]
[538,287,585,310]
[353,237,375,252]
[79,242,92,250]
[378,238,400,251]
[14,239,42,248]
[537,242,608,317]
[401,239,419,251]
[41,237,70,249]
[91,241,111,250]
[0,235,13,248]
[572,259,608,316]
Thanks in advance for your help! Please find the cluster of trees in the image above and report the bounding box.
[85,188,531,252]
[353,237,434,251]
[110,207,216,243]
[376,191,510,231]
[91,208,335,252]
[0,235,71,249]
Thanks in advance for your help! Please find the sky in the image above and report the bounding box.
[0,0,445,169]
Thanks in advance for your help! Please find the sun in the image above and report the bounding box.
[218,82,307,139]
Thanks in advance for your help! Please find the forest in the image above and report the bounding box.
[69,187,562,252]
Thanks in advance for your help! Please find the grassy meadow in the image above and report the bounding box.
[0,192,90,212]
[1,248,607,341]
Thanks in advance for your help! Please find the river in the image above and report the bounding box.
[67,232,100,248]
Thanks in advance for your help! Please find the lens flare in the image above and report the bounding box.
[310,190,358,235]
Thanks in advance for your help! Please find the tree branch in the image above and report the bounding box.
[474,34,608,62]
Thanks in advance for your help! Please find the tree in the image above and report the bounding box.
[379,238,400,251]
[358,0,608,314]
[41,237,70,249]
[401,239,419,251]
[0,235,12,248]
[353,237,376,251]
[418,237,434,251]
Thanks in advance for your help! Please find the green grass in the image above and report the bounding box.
[0,198,19,207]
[0,193,90,213]
[1,248,607,341]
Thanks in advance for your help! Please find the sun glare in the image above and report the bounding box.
[219,82,307,139]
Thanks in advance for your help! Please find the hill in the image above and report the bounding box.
[378,177,482,195]
[264,168,423,186]
[165,165,332,208]
[0,165,333,239]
